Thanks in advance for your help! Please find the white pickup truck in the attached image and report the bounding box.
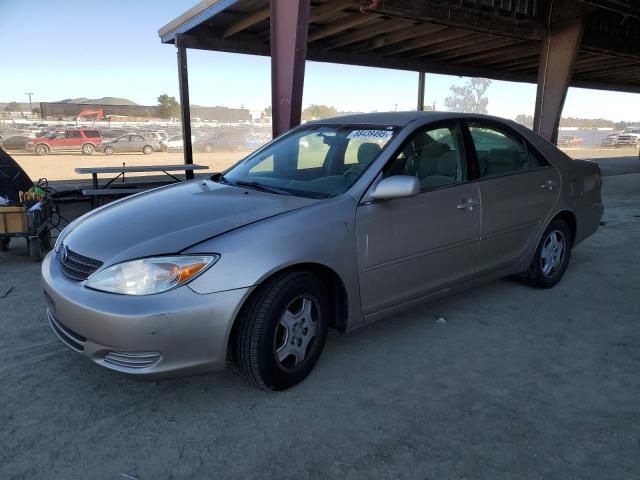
[615,127,640,148]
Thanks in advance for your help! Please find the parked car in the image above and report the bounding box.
[614,127,640,148]
[600,132,620,147]
[96,134,162,155]
[193,132,249,152]
[558,135,583,147]
[0,135,31,151]
[27,129,102,155]
[161,134,184,151]
[43,112,603,390]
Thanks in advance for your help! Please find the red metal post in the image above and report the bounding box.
[270,0,310,138]
[533,19,584,144]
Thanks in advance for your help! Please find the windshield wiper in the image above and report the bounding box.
[233,180,292,196]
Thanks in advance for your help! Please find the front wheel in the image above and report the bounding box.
[35,144,49,155]
[235,271,330,390]
[104,146,115,155]
[82,143,95,155]
[142,145,153,154]
[523,219,572,289]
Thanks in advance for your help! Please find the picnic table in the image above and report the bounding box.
[75,164,209,208]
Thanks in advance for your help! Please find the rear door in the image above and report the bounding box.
[356,121,481,314]
[466,120,560,273]
[65,130,83,150]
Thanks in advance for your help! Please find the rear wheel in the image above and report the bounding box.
[523,219,572,289]
[235,271,330,390]
[82,143,95,155]
[35,144,49,155]
[142,145,153,154]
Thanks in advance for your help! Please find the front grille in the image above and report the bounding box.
[48,309,86,352]
[104,351,162,369]
[59,246,103,281]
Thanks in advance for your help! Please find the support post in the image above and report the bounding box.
[176,35,194,179]
[533,19,584,144]
[270,0,310,138]
[417,71,425,111]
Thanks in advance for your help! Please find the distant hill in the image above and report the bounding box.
[57,97,139,106]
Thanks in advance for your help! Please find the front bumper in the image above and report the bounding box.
[42,252,252,379]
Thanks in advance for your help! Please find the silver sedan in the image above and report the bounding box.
[42,112,603,390]
[96,134,162,155]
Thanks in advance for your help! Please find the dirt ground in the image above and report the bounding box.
[7,146,639,184]
[1,163,639,479]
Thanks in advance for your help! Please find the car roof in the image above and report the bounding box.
[305,111,515,127]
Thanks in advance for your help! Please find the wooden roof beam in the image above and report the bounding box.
[308,13,381,42]
[326,18,410,49]
[379,29,469,56]
[353,23,444,54]
[223,7,270,38]
[414,37,516,61]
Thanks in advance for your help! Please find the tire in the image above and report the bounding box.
[28,237,42,262]
[205,144,214,153]
[35,144,49,156]
[0,238,9,252]
[142,145,153,155]
[82,143,95,155]
[235,271,330,391]
[104,146,115,155]
[161,145,168,152]
[523,219,572,289]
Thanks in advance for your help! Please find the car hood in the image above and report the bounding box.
[61,180,322,266]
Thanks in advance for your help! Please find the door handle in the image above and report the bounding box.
[541,180,558,191]
[457,199,479,211]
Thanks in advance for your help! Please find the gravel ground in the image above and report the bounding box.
[0,169,639,479]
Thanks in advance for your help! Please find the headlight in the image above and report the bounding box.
[85,255,218,295]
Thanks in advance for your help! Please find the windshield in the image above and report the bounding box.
[223,125,397,198]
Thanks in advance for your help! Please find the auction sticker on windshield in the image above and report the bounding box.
[346,130,394,140]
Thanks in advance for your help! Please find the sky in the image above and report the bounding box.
[1,0,639,121]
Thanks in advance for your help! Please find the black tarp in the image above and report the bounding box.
[0,148,33,203]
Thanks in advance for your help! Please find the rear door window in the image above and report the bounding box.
[468,122,530,178]
[83,130,100,138]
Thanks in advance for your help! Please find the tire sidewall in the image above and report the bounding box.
[528,219,572,288]
[246,272,330,390]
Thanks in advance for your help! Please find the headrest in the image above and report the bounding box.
[420,141,450,157]
[357,143,382,165]
[489,149,521,166]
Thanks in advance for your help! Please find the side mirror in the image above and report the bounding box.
[370,175,420,201]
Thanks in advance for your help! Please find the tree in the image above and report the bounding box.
[4,102,20,112]
[263,106,272,117]
[157,94,180,119]
[444,78,492,114]
[302,104,338,121]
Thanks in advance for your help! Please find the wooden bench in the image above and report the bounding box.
[75,164,209,208]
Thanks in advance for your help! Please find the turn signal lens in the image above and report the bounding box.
[85,255,218,295]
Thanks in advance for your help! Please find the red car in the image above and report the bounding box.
[27,129,102,155]
[558,135,583,147]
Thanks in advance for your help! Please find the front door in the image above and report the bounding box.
[356,122,481,315]
[466,121,561,273]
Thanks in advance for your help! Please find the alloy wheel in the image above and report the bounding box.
[540,230,566,277]
[273,296,319,371]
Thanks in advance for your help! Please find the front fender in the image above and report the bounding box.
[183,195,364,329]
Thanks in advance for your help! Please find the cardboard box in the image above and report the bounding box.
[0,206,28,234]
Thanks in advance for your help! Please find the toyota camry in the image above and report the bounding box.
[42,112,603,390]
